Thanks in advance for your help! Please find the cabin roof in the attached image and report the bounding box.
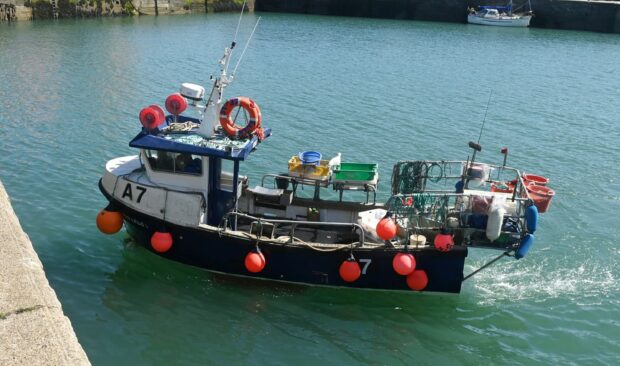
[129,116,271,161]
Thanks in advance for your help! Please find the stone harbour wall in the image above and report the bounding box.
[255,0,620,33]
[0,181,91,365]
[0,0,250,20]
[2,0,617,33]
[1,1,32,21]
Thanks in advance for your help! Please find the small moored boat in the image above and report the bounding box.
[467,1,533,27]
[96,13,555,294]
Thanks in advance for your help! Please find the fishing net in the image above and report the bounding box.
[386,193,451,231]
[390,161,446,195]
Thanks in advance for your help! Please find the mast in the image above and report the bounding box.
[196,0,260,138]
[196,44,235,138]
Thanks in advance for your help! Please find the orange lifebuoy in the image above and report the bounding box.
[219,97,262,139]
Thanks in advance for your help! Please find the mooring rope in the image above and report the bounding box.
[462,251,512,282]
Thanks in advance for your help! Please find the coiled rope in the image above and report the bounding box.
[163,121,200,133]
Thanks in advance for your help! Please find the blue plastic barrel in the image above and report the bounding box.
[299,151,322,165]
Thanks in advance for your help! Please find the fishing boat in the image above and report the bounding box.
[467,1,533,27]
[96,13,555,294]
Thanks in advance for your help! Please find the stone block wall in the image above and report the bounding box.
[1,0,250,20]
[255,0,620,33]
[1,1,33,21]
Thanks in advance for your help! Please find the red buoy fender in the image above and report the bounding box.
[244,251,266,273]
[165,93,188,115]
[151,231,173,253]
[139,106,164,130]
[376,217,398,241]
[339,259,361,283]
[219,97,261,139]
[392,252,416,276]
[406,270,428,291]
[434,233,454,252]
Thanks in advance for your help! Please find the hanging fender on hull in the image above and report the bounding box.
[97,199,468,293]
[526,205,539,233]
[515,234,535,259]
[98,178,468,293]
[125,219,468,293]
[486,203,505,242]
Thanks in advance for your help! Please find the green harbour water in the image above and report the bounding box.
[1,13,619,365]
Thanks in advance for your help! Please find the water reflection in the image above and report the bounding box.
[100,240,467,363]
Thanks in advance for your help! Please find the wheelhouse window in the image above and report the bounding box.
[145,150,203,176]
[218,159,235,192]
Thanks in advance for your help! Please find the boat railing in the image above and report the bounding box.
[221,211,366,247]
[261,173,289,188]
[260,173,328,189]
[259,173,337,202]
[391,160,526,194]
[386,185,532,250]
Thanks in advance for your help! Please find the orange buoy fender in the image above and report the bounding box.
[96,209,123,234]
[219,97,261,139]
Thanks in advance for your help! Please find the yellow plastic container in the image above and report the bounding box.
[288,156,331,180]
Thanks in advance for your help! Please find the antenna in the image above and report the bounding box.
[232,17,262,77]
[462,91,492,190]
[232,0,247,47]
[477,89,493,144]
[198,3,259,138]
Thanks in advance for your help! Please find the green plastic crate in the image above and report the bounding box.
[337,163,378,172]
[333,170,377,182]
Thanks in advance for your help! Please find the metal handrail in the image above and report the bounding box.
[260,173,295,188]
[221,211,366,247]
[396,159,521,173]
[390,192,529,202]
[260,173,331,189]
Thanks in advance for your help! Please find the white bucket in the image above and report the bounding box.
[409,234,427,247]
[467,163,491,188]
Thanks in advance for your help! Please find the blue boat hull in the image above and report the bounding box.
[101,184,467,294]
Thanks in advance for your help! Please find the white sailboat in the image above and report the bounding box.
[467,0,533,27]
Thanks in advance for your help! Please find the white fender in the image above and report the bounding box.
[486,197,505,242]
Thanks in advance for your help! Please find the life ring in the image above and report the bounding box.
[219,97,261,139]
